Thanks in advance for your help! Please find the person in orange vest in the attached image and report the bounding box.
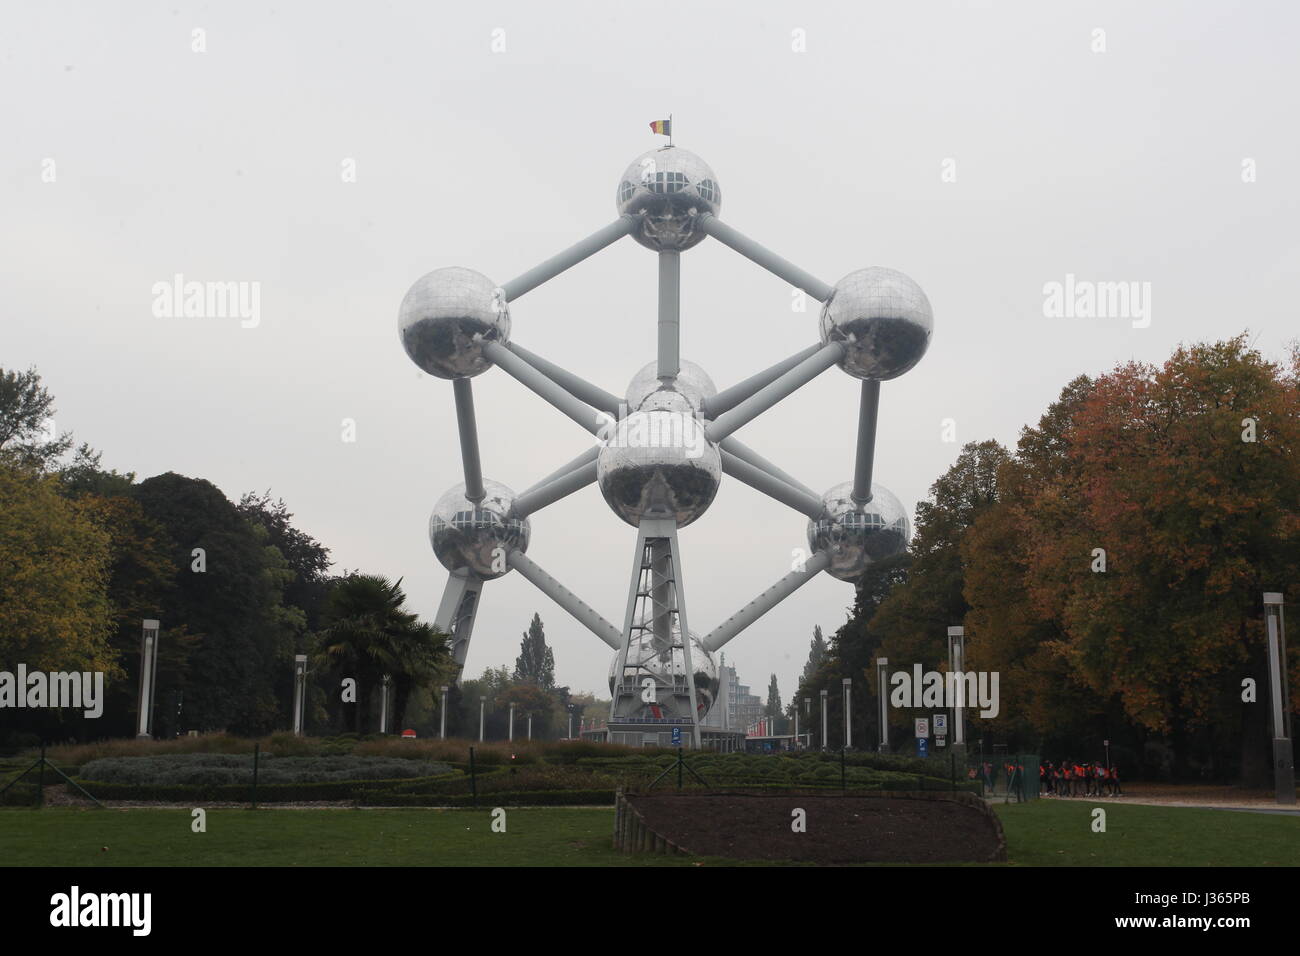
[1110,764,1122,796]
[1061,761,1072,797]
[1073,761,1086,797]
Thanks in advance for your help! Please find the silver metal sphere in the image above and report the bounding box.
[597,396,721,527]
[807,481,910,582]
[608,629,719,720]
[819,267,932,380]
[616,147,721,251]
[399,266,509,379]
[428,479,529,580]
[624,358,717,414]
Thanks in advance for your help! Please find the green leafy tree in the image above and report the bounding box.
[0,366,74,469]
[132,472,297,735]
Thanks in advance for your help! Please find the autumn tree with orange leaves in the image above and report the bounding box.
[964,336,1300,782]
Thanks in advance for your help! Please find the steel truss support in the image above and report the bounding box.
[433,571,484,686]
[609,518,701,748]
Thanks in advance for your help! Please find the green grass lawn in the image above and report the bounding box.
[0,800,1294,866]
[994,800,1300,866]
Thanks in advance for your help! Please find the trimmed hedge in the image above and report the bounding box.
[357,788,617,807]
[78,754,453,786]
[66,773,459,803]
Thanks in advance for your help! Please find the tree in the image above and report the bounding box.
[1015,337,1300,780]
[0,367,74,469]
[800,626,828,685]
[132,472,297,735]
[0,464,116,675]
[513,613,555,690]
[238,491,332,629]
[765,674,782,718]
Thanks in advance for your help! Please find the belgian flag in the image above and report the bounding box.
[649,118,672,137]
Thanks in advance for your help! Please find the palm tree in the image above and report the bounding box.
[314,574,451,732]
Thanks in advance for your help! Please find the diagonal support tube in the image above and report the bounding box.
[703,343,824,418]
[705,342,843,443]
[484,340,614,438]
[508,549,621,649]
[501,216,637,301]
[507,343,622,416]
[452,377,485,502]
[513,460,598,518]
[720,436,819,501]
[702,551,832,652]
[852,379,880,503]
[658,251,680,380]
[698,214,834,302]
[517,446,599,505]
[720,449,824,519]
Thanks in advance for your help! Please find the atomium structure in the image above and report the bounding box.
[400,143,932,748]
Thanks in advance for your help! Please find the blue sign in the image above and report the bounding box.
[917,737,929,758]
[671,727,682,746]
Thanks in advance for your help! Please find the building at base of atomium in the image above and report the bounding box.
[400,142,931,749]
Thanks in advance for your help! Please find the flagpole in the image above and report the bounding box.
[669,112,674,147]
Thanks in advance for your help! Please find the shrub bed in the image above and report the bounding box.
[78,754,454,787]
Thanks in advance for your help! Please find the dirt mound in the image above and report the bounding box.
[623,790,1005,863]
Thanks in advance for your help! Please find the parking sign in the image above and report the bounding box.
[671,726,681,746]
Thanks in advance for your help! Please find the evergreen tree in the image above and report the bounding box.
[513,613,555,690]
[800,625,828,684]
[765,674,782,718]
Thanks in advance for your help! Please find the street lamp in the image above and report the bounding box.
[137,620,160,739]
[479,696,487,742]
[876,658,889,753]
[1264,592,1295,805]
[842,677,852,750]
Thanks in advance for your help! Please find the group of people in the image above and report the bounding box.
[1041,760,1122,797]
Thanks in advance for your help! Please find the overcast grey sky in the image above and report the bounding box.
[4,1,1298,702]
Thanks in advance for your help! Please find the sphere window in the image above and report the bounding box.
[649,171,688,194]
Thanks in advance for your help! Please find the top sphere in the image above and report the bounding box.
[616,147,721,251]
[399,266,509,379]
[819,267,933,380]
